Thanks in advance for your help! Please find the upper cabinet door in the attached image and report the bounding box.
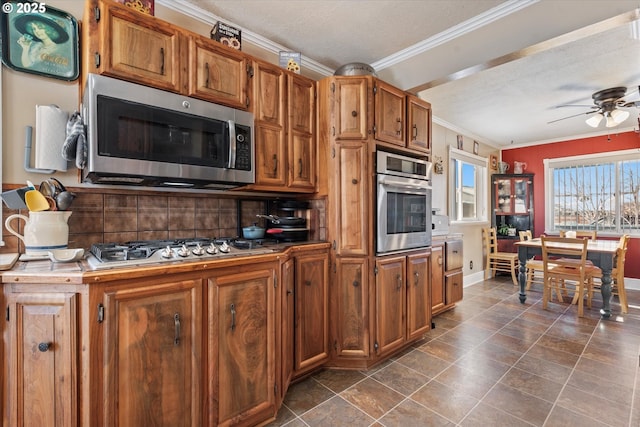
[188,34,249,109]
[374,81,406,146]
[407,95,432,154]
[288,74,316,190]
[98,2,183,92]
[333,77,370,140]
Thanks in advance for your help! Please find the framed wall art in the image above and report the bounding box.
[490,154,498,170]
[473,140,479,155]
[456,135,463,150]
[1,1,79,81]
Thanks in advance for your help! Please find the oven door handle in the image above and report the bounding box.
[227,120,237,169]
[378,175,431,192]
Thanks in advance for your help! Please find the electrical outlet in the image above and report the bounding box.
[470,260,473,269]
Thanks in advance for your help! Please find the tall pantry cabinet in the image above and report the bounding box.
[318,75,433,369]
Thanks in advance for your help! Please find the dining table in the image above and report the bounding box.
[514,238,620,318]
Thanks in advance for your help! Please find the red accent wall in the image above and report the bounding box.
[501,131,640,278]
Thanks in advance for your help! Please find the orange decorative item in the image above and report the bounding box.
[115,0,154,15]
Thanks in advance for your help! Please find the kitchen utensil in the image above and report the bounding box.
[242,223,265,239]
[256,214,307,226]
[1,187,29,209]
[39,180,55,197]
[55,191,76,211]
[48,248,85,263]
[265,227,309,242]
[4,211,72,255]
[24,189,50,212]
[45,196,58,211]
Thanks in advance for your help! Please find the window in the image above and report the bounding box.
[449,146,488,222]
[544,149,640,235]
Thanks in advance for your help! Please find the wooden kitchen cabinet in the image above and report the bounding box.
[293,250,329,376]
[432,239,464,316]
[374,256,407,356]
[331,77,371,140]
[430,243,446,314]
[249,60,316,192]
[83,0,185,92]
[374,250,432,358]
[3,291,79,427]
[278,258,294,403]
[208,263,277,427]
[188,33,250,108]
[407,94,432,154]
[331,257,370,361]
[406,252,432,341]
[374,80,406,147]
[102,277,203,427]
[330,141,370,256]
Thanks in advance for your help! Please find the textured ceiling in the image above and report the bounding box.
[166,0,640,148]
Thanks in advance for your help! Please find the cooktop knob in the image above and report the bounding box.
[177,244,190,257]
[218,242,230,253]
[192,243,205,256]
[206,243,218,255]
[161,246,174,258]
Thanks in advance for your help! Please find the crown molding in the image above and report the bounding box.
[371,0,539,71]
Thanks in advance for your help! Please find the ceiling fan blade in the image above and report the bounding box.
[553,104,597,109]
[547,110,597,124]
[622,100,640,108]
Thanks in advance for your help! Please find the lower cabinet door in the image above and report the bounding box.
[5,292,78,427]
[406,252,432,341]
[208,266,276,427]
[102,278,202,427]
[375,256,406,356]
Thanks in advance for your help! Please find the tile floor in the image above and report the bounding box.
[268,277,640,427]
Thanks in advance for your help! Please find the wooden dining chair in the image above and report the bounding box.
[519,230,544,291]
[541,236,601,317]
[591,234,630,313]
[559,230,597,239]
[483,227,518,286]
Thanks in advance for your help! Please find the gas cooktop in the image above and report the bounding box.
[86,237,280,270]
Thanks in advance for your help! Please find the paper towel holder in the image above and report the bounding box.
[24,126,55,174]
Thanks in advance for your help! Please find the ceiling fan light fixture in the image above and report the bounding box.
[610,108,630,124]
[605,113,618,128]
[586,113,603,128]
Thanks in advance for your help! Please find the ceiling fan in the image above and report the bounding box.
[549,86,640,128]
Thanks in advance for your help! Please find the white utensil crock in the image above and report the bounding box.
[5,211,72,254]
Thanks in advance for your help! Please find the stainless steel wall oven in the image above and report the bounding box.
[376,150,433,254]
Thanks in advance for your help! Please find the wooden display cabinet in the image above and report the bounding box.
[492,173,535,252]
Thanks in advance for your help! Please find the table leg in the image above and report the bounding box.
[517,249,528,303]
[600,269,612,319]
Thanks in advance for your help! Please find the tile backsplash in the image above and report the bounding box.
[2,187,326,253]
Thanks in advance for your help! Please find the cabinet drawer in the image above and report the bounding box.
[445,240,463,271]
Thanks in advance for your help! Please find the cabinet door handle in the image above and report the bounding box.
[305,279,312,286]
[396,118,402,135]
[174,313,181,346]
[412,124,418,140]
[414,271,419,286]
[438,256,443,266]
[38,342,51,352]
[396,274,402,290]
[298,158,303,178]
[272,154,278,174]
[204,62,210,88]
[351,110,358,117]
[160,47,165,75]
[230,303,236,331]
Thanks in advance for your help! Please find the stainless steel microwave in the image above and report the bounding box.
[81,74,255,189]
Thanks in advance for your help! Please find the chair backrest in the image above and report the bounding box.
[559,230,597,239]
[519,230,533,241]
[541,236,588,279]
[616,234,630,272]
[482,227,498,255]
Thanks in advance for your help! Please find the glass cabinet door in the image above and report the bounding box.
[513,178,529,214]
[495,178,513,214]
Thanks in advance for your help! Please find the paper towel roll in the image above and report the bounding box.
[35,105,69,171]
